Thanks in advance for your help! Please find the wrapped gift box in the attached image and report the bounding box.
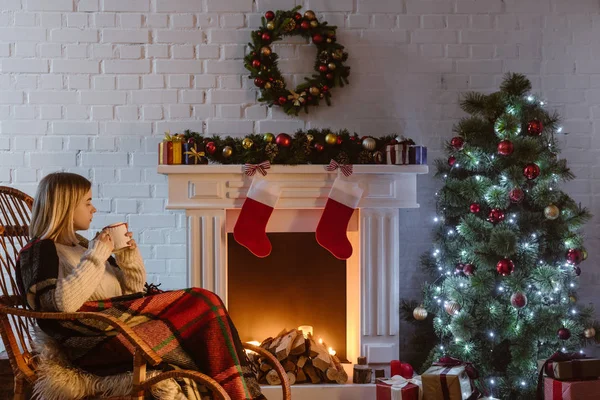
[409,146,427,165]
[538,357,600,381]
[376,376,421,400]
[158,141,173,165]
[386,143,410,165]
[544,377,600,399]
[422,365,473,400]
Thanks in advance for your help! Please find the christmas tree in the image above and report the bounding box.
[417,73,598,399]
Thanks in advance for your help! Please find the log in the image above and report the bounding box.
[332,355,349,384]
[268,329,289,352]
[304,363,321,384]
[283,359,296,372]
[352,365,371,384]
[297,355,308,368]
[276,330,298,361]
[308,338,332,372]
[296,368,307,383]
[266,369,281,385]
[286,371,297,386]
[290,333,306,355]
[326,367,340,382]
[260,361,271,373]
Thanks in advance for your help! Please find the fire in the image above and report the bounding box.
[328,347,336,356]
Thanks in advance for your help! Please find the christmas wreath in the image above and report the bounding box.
[244,6,350,115]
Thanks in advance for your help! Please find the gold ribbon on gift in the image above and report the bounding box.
[381,375,423,400]
[287,90,306,106]
[184,148,206,163]
[171,134,184,164]
[164,130,173,141]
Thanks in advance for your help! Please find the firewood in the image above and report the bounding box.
[309,338,332,372]
[304,363,321,384]
[296,368,307,383]
[260,361,271,373]
[266,369,281,385]
[332,355,349,384]
[286,371,297,385]
[283,359,296,372]
[326,367,340,382]
[297,355,308,368]
[268,329,289,352]
[290,334,306,355]
[276,330,298,361]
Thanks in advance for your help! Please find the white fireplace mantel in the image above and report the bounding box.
[158,164,428,399]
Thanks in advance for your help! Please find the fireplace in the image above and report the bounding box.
[159,164,428,399]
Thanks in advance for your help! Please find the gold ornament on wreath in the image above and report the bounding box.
[244,6,351,116]
[584,327,596,339]
[413,305,428,321]
[544,204,560,220]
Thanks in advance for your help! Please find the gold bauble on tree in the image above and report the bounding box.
[264,82,272,89]
[309,86,320,96]
[413,305,428,321]
[260,46,272,56]
[306,134,314,142]
[584,327,596,339]
[263,132,275,143]
[445,301,461,316]
[304,10,316,20]
[222,146,233,158]
[242,138,254,149]
[310,20,318,28]
[266,21,275,30]
[362,137,376,151]
[544,204,560,220]
[325,133,338,145]
[328,62,337,70]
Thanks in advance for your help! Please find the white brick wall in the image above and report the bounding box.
[1,0,599,356]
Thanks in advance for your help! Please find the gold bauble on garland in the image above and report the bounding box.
[264,82,272,90]
[328,62,337,70]
[304,10,316,20]
[310,20,318,28]
[325,133,338,145]
[413,305,428,321]
[266,21,275,30]
[309,86,320,96]
[445,301,461,316]
[362,137,376,151]
[584,327,596,339]
[306,134,314,142]
[222,146,233,158]
[260,46,272,56]
[242,138,254,149]
[544,204,560,220]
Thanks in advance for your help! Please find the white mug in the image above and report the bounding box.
[103,222,130,253]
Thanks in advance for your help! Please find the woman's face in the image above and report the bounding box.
[73,189,96,231]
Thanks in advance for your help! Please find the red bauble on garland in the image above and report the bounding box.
[254,77,265,87]
[261,32,272,42]
[497,140,514,156]
[448,156,456,166]
[312,34,324,44]
[318,65,328,72]
[278,96,287,105]
[470,203,480,213]
[527,119,543,136]
[314,143,324,152]
[205,141,217,155]
[557,327,571,340]
[510,292,528,308]
[566,249,583,265]
[252,59,261,68]
[265,10,275,20]
[300,20,310,30]
[451,136,464,149]
[488,208,505,224]
[509,188,525,203]
[496,258,515,276]
[293,12,302,20]
[275,133,292,147]
[523,163,540,180]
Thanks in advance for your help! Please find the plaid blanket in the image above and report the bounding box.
[18,238,265,400]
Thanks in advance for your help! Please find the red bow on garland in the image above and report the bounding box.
[326,159,353,177]
[243,161,271,177]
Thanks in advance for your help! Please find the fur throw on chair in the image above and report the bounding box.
[31,328,199,400]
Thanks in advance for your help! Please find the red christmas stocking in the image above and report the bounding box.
[316,178,364,260]
[233,177,281,258]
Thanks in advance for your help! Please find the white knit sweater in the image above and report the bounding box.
[53,239,146,312]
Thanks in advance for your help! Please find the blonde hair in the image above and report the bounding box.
[30,172,91,244]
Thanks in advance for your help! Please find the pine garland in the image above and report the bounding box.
[243,6,350,115]
[179,129,408,165]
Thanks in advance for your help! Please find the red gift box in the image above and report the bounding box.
[376,376,422,400]
[544,377,600,399]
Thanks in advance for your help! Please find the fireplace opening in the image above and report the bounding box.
[227,232,348,362]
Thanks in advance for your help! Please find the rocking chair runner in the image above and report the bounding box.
[0,186,291,400]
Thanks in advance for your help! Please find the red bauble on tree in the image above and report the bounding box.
[463,264,475,276]
[275,133,292,147]
[488,208,505,224]
[470,203,480,213]
[205,141,217,155]
[558,327,571,340]
[451,136,464,149]
[251,59,261,68]
[510,292,528,308]
[265,10,275,20]
[527,119,543,136]
[566,249,583,265]
[497,140,514,156]
[523,163,540,180]
[448,156,456,166]
[509,188,525,203]
[496,258,515,276]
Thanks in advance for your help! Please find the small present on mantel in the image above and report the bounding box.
[386,137,414,165]
[422,356,478,400]
[538,351,600,381]
[158,131,184,165]
[409,145,427,165]
[183,141,208,165]
[543,377,600,400]
[376,375,422,400]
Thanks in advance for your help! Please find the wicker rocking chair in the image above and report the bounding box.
[0,186,291,400]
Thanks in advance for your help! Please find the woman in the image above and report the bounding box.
[18,172,265,400]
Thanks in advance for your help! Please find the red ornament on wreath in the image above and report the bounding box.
[314,143,324,152]
[205,142,217,155]
[496,258,514,276]
[470,203,480,213]
[566,249,583,265]
[275,133,292,148]
[497,140,514,156]
[558,327,571,340]
[509,188,525,203]
[261,33,271,42]
[312,34,324,44]
[523,163,540,180]
[451,136,464,150]
[278,96,287,105]
[488,208,505,224]
[300,20,310,30]
[265,10,275,20]
[448,156,456,166]
[527,119,543,136]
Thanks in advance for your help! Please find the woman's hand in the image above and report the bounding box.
[125,232,137,250]
[93,230,115,255]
